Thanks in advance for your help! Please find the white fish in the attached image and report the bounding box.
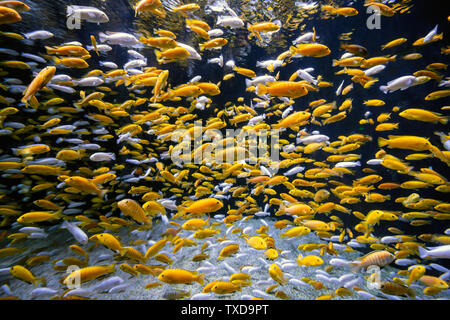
[60,220,88,244]
[379,75,419,94]
[347,239,366,248]
[288,278,309,287]
[429,263,449,273]
[245,75,276,87]
[216,15,244,28]
[423,24,438,44]
[31,287,59,299]
[282,106,293,118]
[24,30,54,40]
[296,68,317,85]
[29,232,48,239]
[260,166,272,177]
[418,245,450,259]
[282,144,296,153]
[64,288,94,298]
[335,161,361,168]
[395,259,418,266]
[343,277,360,289]
[329,258,350,267]
[67,5,109,23]
[99,32,139,47]
[176,42,201,60]
[207,54,223,67]
[74,77,104,87]
[284,166,305,176]
[364,65,385,76]
[292,32,315,44]
[128,50,146,60]
[380,236,402,244]
[225,60,235,68]
[191,293,213,300]
[248,114,265,125]
[124,59,147,70]
[51,74,72,83]
[90,276,124,292]
[108,283,130,293]
[21,53,47,64]
[0,48,18,55]
[295,1,319,10]
[87,44,113,53]
[77,143,101,150]
[438,79,450,87]
[252,289,272,299]
[340,52,354,59]
[367,158,383,165]
[297,134,329,145]
[90,152,116,162]
[207,29,224,37]
[445,228,450,235]
[3,122,24,129]
[336,80,345,96]
[356,290,376,299]
[256,59,283,70]
[188,76,203,84]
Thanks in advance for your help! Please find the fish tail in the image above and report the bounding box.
[378,137,388,147]
[349,261,361,273]
[119,248,128,256]
[32,276,46,287]
[45,46,56,54]
[289,46,299,56]
[196,273,205,285]
[418,246,428,259]
[389,55,397,61]
[256,84,267,96]
[98,32,107,43]
[332,59,340,67]
[439,117,449,125]
[379,86,388,94]
[97,189,108,200]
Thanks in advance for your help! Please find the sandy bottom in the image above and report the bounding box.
[0,215,448,300]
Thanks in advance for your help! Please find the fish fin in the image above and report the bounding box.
[349,261,361,273]
[256,84,267,96]
[45,46,55,54]
[439,117,449,125]
[196,273,205,285]
[98,32,107,43]
[377,137,388,147]
[379,86,388,94]
[418,246,428,259]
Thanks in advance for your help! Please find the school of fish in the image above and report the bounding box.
[0,0,449,300]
